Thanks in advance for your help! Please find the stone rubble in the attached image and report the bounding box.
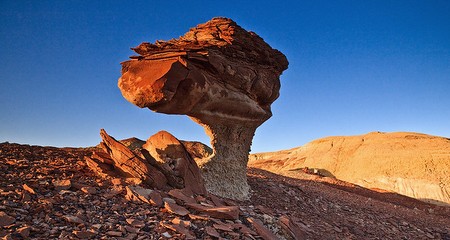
[1,142,450,239]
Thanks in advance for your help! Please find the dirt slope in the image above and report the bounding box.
[249,131,450,206]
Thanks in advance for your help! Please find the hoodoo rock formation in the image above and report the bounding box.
[118,17,288,199]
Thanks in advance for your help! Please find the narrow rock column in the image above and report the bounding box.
[195,122,257,200]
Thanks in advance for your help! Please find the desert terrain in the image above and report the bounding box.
[2,16,449,240]
[1,140,450,239]
[250,131,450,207]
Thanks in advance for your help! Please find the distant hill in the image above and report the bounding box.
[249,132,450,206]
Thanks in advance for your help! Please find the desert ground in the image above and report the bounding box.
[1,141,449,239]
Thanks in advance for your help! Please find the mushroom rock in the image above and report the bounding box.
[118,17,288,200]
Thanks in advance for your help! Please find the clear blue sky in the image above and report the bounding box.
[1,1,449,152]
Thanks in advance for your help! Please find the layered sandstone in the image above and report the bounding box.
[249,132,450,206]
[118,17,288,199]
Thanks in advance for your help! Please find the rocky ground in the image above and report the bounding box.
[1,142,450,239]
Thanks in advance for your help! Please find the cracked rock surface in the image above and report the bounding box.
[118,17,288,200]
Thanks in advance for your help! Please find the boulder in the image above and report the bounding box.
[142,131,206,194]
[118,17,288,200]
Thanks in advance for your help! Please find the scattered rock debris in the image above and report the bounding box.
[1,142,450,239]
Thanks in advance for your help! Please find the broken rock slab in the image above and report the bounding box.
[142,131,206,194]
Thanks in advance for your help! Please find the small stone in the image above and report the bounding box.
[164,201,190,216]
[126,218,145,228]
[185,203,239,220]
[247,217,278,240]
[278,215,307,239]
[22,192,31,201]
[168,189,196,204]
[161,232,172,238]
[426,233,434,239]
[163,197,176,204]
[111,178,123,185]
[205,226,221,238]
[171,217,190,228]
[73,230,96,239]
[22,184,36,194]
[208,194,226,207]
[125,185,162,206]
[233,223,256,235]
[92,224,102,230]
[16,226,31,238]
[125,233,138,239]
[81,187,97,194]
[213,223,234,232]
[63,215,84,224]
[148,190,163,207]
[160,222,193,238]
[0,211,15,227]
[53,179,72,191]
[106,231,122,237]
[2,234,13,240]
[124,226,139,233]
[188,214,210,221]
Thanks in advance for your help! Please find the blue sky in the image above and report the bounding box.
[1,1,449,152]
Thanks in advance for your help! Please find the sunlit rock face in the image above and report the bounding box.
[118,17,288,200]
[250,132,450,206]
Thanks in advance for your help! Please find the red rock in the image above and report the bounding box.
[91,151,114,165]
[279,215,307,240]
[126,218,145,228]
[160,222,194,239]
[53,179,71,191]
[185,203,239,220]
[164,201,190,216]
[73,230,96,239]
[148,190,163,207]
[195,195,207,202]
[100,129,169,189]
[188,214,210,221]
[124,226,139,233]
[168,189,197,204]
[205,226,221,238]
[143,131,206,194]
[213,222,234,232]
[209,194,226,207]
[16,226,31,238]
[81,186,97,194]
[0,212,15,227]
[84,156,114,178]
[171,217,191,228]
[233,223,257,235]
[125,185,162,207]
[111,178,123,185]
[105,231,122,237]
[63,215,84,224]
[22,184,36,194]
[21,192,31,201]
[247,217,278,240]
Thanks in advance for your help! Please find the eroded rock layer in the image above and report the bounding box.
[249,132,450,206]
[118,17,288,199]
